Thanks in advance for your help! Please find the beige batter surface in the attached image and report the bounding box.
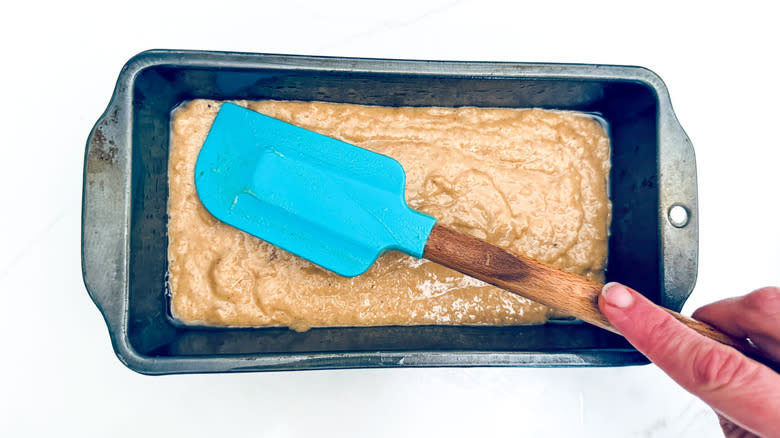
[168,100,611,330]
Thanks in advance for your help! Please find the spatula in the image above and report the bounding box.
[194,103,758,360]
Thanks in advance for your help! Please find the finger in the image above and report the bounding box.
[599,282,780,437]
[692,287,780,360]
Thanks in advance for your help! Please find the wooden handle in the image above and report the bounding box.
[423,224,765,360]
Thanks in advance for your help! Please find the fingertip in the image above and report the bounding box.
[601,282,635,309]
[598,283,687,361]
[691,305,709,322]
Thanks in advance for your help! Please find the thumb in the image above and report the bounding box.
[598,282,780,437]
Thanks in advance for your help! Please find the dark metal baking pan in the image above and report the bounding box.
[82,50,698,374]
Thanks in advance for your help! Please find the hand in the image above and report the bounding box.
[598,283,780,438]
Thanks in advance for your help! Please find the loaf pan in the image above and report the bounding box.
[82,50,698,374]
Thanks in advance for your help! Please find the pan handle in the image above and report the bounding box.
[81,99,131,340]
[657,98,699,311]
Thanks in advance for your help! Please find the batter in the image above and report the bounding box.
[168,100,611,330]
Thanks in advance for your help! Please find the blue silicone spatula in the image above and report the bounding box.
[194,103,758,357]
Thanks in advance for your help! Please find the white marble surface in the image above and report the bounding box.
[1,1,778,436]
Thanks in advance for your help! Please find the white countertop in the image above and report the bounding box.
[1,1,778,436]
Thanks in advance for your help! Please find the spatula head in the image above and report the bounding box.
[195,103,436,277]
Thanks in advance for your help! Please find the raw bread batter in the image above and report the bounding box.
[168,100,611,330]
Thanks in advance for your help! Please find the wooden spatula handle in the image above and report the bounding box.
[423,224,757,356]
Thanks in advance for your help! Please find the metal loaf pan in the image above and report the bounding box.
[82,50,698,374]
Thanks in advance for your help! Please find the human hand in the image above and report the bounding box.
[598,283,780,437]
